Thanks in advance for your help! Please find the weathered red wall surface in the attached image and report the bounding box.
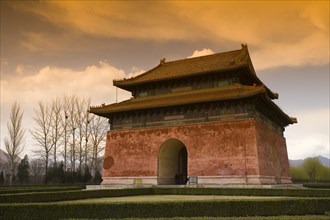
[102,119,262,179]
[255,120,291,180]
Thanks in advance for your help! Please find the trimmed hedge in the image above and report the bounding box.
[0,188,152,203]
[1,198,329,219]
[0,185,84,195]
[1,187,330,203]
[152,187,330,197]
[303,183,330,189]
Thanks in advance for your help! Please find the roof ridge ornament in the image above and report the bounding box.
[160,58,166,65]
[241,43,248,49]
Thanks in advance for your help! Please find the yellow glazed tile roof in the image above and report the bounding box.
[90,85,265,114]
[114,47,250,87]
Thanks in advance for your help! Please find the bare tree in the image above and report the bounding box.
[29,157,45,184]
[50,98,63,166]
[61,96,70,171]
[30,95,107,178]
[31,101,53,181]
[30,157,44,177]
[84,111,90,169]
[75,97,86,172]
[67,96,79,172]
[4,102,25,185]
[89,113,108,174]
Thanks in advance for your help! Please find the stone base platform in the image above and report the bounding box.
[86,183,303,190]
[95,175,292,188]
[85,175,295,190]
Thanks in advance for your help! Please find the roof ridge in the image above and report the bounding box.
[161,48,244,66]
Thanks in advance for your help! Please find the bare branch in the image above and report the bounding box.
[30,101,53,181]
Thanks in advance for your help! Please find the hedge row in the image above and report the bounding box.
[0,185,84,195]
[1,187,330,203]
[152,187,330,197]
[303,183,330,189]
[0,188,152,203]
[1,198,329,219]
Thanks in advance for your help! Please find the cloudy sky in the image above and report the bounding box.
[0,1,329,160]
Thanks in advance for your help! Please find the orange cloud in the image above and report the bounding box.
[12,1,329,69]
[0,61,131,111]
[174,1,329,69]
[14,1,197,41]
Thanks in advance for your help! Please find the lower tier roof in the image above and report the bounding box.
[90,85,296,126]
[90,85,264,114]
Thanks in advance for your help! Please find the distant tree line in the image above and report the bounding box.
[1,96,108,185]
[291,158,330,183]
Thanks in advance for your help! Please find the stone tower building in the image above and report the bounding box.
[90,44,297,186]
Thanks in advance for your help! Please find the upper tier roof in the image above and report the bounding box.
[113,44,278,99]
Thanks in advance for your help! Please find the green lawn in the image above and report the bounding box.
[100,216,330,220]
[66,195,298,204]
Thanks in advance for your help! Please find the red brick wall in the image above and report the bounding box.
[102,119,262,178]
[255,120,291,179]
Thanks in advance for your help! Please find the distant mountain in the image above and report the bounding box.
[0,149,9,172]
[0,149,8,164]
[0,149,22,166]
[289,159,304,167]
[290,155,330,168]
[317,155,330,168]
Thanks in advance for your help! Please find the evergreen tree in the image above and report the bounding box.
[76,169,82,183]
[83,166,92,183]
[0,171,4,185]
[93,170,102,184]
[17,154,30,184]
[45,162,65,184]
[57,162,65,183]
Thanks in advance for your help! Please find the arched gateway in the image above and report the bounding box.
[90,45,297,187]
[158,139,188,185]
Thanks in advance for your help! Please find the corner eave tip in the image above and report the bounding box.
[290,117,298,124]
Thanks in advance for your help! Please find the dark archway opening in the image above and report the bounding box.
[158,138,188,185]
